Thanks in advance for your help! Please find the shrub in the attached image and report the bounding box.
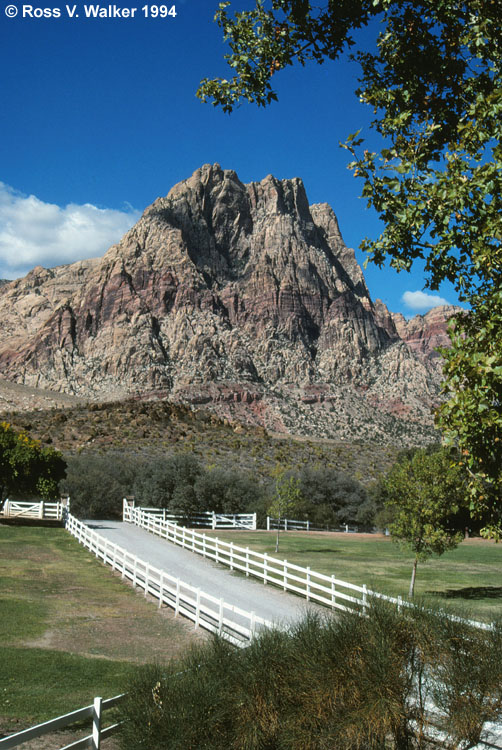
[118,601,502,750]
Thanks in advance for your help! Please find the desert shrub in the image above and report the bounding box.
[118,601,502,750]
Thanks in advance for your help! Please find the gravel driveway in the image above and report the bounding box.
[86,520,323,628]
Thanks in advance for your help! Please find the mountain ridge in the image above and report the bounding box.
[0,164,461,444]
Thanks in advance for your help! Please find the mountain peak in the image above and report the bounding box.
[0,165,458,444]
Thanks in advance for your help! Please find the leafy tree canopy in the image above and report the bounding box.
[383,447,466,596]
[269,469,304,551]
[198,0,502,533]
[0,421,66,503]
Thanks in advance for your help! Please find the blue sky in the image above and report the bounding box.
[0,0,458,316]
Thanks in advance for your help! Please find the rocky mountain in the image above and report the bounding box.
[0,164,461,444]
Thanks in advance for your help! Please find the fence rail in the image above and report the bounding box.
[0,694,124,750]
[133,506,256,530]
[124,504,370,615]
[266,516,359,533]
[125,504,493,631]
[1,499,68,521]
[65,514,270,645]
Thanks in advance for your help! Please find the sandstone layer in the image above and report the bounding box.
[0,164,461,444]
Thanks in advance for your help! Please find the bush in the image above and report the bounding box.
[118,601,502,750]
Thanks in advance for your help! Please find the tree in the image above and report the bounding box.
[198,0,502,535]
[268,470,303,552]
[194,467,265,513]
[61,453,140,519]
[297,466,369,528]
[436,288,502,538]
[383,448,465,597]
[0,421,66,504]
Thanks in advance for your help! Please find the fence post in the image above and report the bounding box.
[362,584,368,616]
[159,572,164,608]
[144,564,149,597]
[195,589,201,629]
[285,518,288,532]
[212,511,216,530]
[397,595,402,613]
[39,501,44,519]
[92,696,102,750]
[307,520,310,531]
[252,512,257,531]
[219,598,224,635]
[266,516,270,531]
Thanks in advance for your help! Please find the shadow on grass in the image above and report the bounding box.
[427,586,502,600]
[290,547,340,555]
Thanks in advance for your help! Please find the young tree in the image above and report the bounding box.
[0,421,66,504]
[268,470,303,552]
[198,0,502,535]
[383,448,465,597]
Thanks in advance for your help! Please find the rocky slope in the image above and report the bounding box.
[0,164,460,444]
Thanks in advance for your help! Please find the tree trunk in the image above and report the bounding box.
[409,557,418,598]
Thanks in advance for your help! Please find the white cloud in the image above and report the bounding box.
[402,290,450,313]
[0,182,141,279]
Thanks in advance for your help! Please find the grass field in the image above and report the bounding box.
[0,524,205,733]
[206,530,502,622]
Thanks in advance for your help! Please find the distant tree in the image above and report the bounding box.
[133,454,203,511]
[0,421,66,504]
[268,470,304,552]
[194,467,264,514]
[383,448,466,597]
[297,466,368,528]
[61,453,139,518]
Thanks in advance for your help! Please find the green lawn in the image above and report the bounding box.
[207,530,502,622]
[0,524,204,731]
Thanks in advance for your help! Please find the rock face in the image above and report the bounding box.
[0,164,460,444]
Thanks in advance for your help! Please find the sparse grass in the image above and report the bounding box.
[206,530,502,621]
[0,525,205,728]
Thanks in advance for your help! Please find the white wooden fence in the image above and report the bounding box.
[124,504,370,615]
[0,694,124,750]
[131,504,256,530]
[125,505,494,631]
[267,516,359,533]
[65,514,270,645]
[1,498,69,521]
